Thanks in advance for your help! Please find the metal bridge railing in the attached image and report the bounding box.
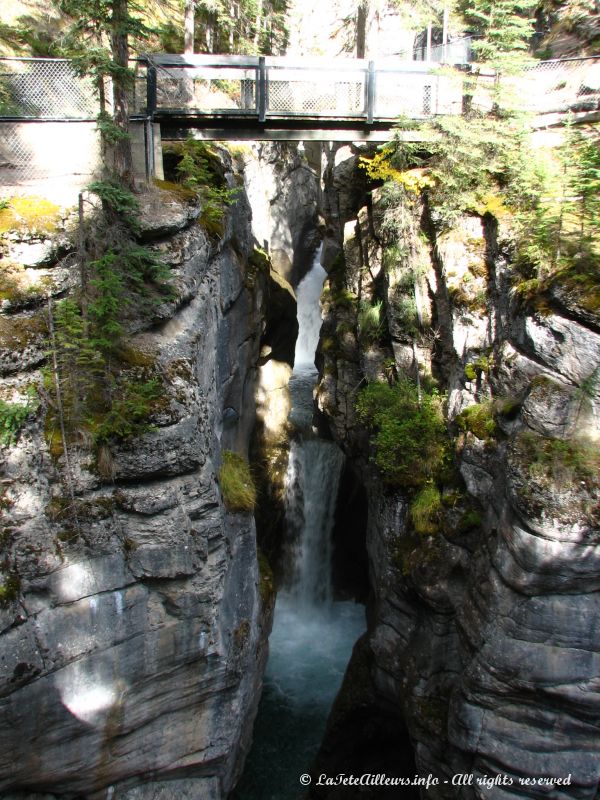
[2,54,598,125]
[146,54,466,122]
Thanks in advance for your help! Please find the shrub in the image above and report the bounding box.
[0,397,35,446]
[174,139,237,235]
[90,378,162,444]
[219,451,256,512]
[355,379,447,487]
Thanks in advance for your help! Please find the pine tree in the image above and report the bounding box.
[458,0,537,72]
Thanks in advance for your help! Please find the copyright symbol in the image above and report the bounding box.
[300,774,311,786]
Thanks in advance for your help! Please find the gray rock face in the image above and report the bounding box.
[318,151,600,797]
[0,173,272,797]
[240,142,320,286]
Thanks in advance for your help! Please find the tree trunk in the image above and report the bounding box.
[184,0,194,55]
[357,1,368,59]
[110,0,134,186]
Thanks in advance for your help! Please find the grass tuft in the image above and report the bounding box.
[219,450,256,512]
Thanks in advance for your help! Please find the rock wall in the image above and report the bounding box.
[240,142,321,288]
[315,148,600,797]
[0,154,281,798]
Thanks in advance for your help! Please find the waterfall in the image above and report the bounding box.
[282,247,344,606]
[294,255,328,366]
[233,247,365,800]
[284,438,344,606]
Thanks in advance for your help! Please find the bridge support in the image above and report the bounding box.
[130,120,163,181]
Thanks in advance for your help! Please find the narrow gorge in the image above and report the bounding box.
[1,43,599,800]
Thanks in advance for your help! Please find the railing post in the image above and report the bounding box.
[366,60,375,124]
[258,56,267,122]
[146,62,157,116]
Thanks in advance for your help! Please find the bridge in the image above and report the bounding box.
[0,54,598,200]
[137,54,468,142]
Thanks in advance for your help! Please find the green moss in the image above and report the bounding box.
[258,548,275,605]
[517,431,600,490]
[116,344,158,368]
[0,264,43,306]
[151,178,197,202]
[47,496,115,524]
[464,363,477,381]
[0,312,46,352]
[358,300,383,344]
[332,288,358,310]
[320,335,338,355]
[456,402,497,441]
[448,284,487,314]
[0,196,61,237]
[394,533,440,577]
[409,484,442,536]
[44,416,64,460]
[496,396,521,419]
[464,353,493,382]
[0,573,20,606]
[219,450,256,512]
[245,247,270,288]
[456,509,482,533]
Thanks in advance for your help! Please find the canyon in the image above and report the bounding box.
[0,125,599,800]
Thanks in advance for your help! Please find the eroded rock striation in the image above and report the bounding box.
[0,157,287,798]
[314,147,600,798]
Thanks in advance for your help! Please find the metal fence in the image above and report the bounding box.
[517,57,600,114]
[0,120,101,202]
[412,35,474,64]
[0,57,98,119]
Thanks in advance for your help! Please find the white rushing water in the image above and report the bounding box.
[234,248,365,800]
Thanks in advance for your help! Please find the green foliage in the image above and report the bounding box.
[90,378,161,443]
[88,252,126,348]
[513,123,600,311]
[425,115,543,226]
[369,114,545,233]
[355,379,447,487]
[43,172,173,466]
[357,300,383,344]
[0,574,20,606]
[459,0,537,73]
[88,180,140,224]
[0,399,33,446]
[456,401,497,440]
[96,111,131,144]
[219,451,257,512]
[174,139,238,236]
[410,484,442,536]
[464,353,493,381]
[517,431,600,489]
[192,0,289,55]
